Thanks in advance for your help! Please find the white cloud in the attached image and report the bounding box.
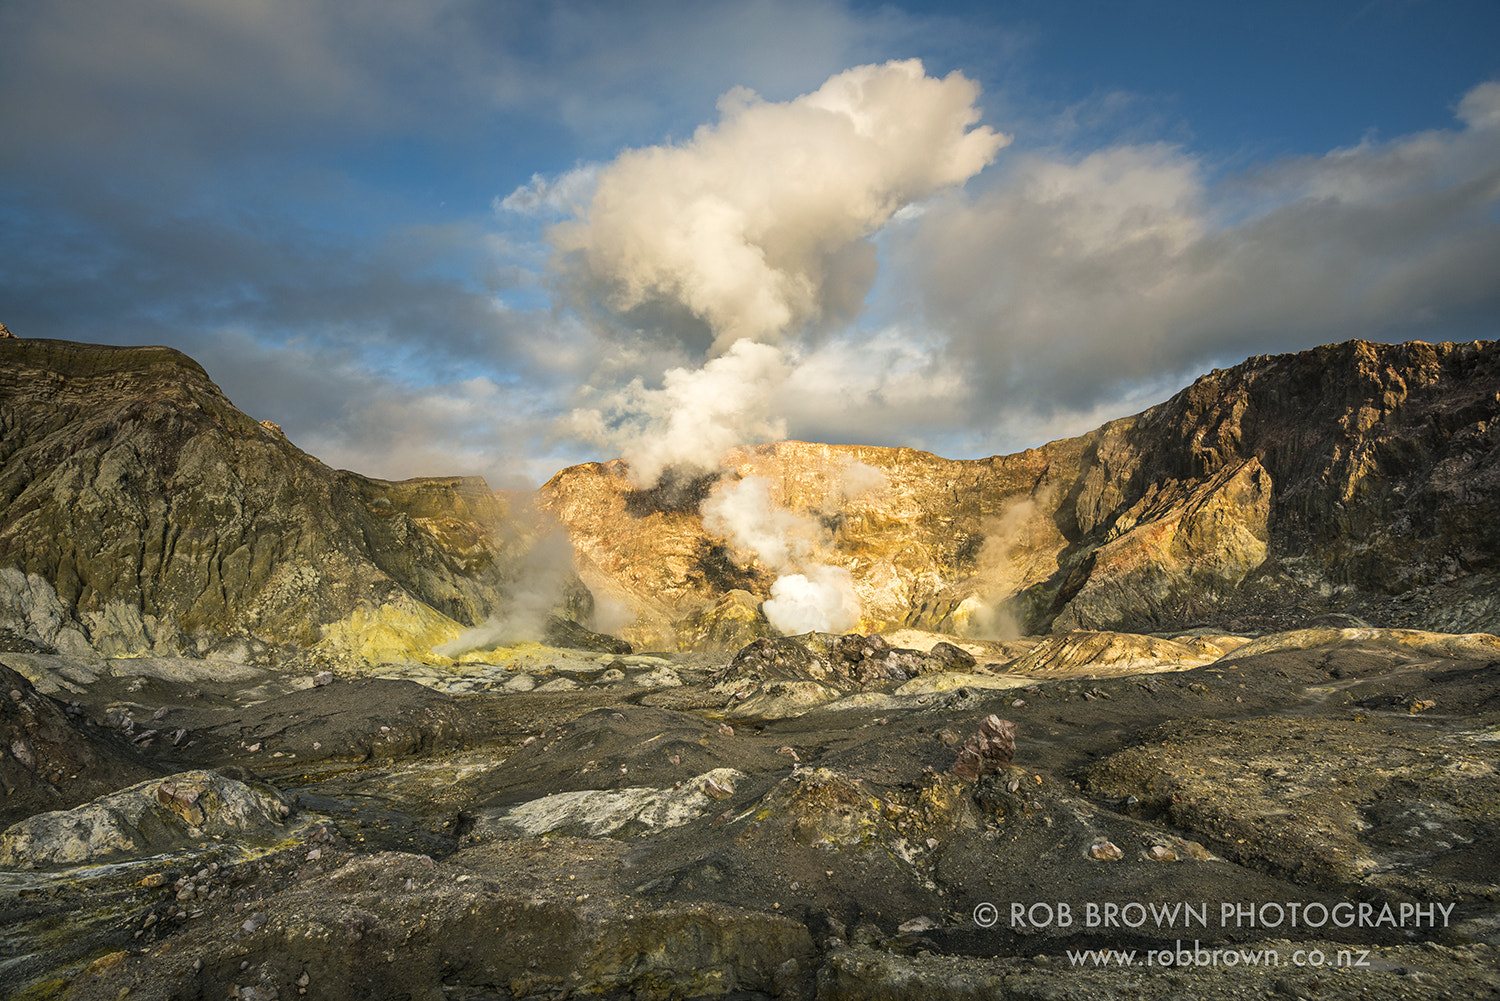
[893,79,1500,444]
[496,165,601,217]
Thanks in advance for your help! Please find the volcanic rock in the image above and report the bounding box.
[949,714,1016,780]
[0,662,158,827]
[1005,630,1221,677]
[0,338,606,664]
[0,769,293,867]
[543,339,1500,645]
[163,677,484,770]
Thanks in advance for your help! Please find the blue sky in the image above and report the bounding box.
[2,0,1498,488]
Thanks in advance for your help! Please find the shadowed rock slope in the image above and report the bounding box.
[0,339,524,663]
[544,339,1500,647]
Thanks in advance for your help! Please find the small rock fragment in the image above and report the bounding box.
[1089,841,1123,861]
[313,671,335,687]
[717,723,734,737]
[1147,844,1177,861]
[10,738,35,770]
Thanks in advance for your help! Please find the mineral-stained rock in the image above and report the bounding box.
[7,337,1500,661]
[676,589,776,651]
[1005,630,1221,677]
[542,339,1500,644]
[0,768,292,867]
[748,767,890,848]
[470,767,747,838]
[1219,625,1500,663]
[949,715,1016,780]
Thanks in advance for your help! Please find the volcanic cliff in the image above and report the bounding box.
[0,339,527,664]
[2,336,1498,661]
[545,338,1500,649]
[3,335,1500,1001]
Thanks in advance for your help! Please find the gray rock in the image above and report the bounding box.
[0,769,293,867]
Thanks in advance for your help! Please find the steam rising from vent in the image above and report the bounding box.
[700,469,879,635]
[702,475,815,571]
[434,529,578,656]
[560,59,1007,483]
[966,491,1053,640]
[570,341,790,489]
[764,567,859,636]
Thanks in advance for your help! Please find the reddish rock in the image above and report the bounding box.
[950,714,1016,781]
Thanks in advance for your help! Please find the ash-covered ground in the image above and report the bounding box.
[3,626,1499,1000]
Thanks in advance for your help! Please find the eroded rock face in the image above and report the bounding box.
[543,339,1500,645]
[0,339,575,664]
[5,337,1497,659]
[0,662,159,827]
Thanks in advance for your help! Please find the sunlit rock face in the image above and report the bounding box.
[544,339,1500,646]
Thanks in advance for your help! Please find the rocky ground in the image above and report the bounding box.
[2,627,1498,1000]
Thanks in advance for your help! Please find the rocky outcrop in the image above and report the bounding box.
[0,662,159,827]
[543,339,1500,643]
[0,339,584,663]
[0,769,293,868]
[3,625,1499,1000]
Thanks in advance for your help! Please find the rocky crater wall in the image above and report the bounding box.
[3,336,1498,659]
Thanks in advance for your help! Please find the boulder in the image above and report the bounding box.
[0,769,292,867]
[950,715,1016,781]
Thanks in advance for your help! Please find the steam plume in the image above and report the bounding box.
[560,59,1006,483]
[569,340,789,489]
[556,60,1004,636]
[557,59,1005,352]
[700,474,861,635]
